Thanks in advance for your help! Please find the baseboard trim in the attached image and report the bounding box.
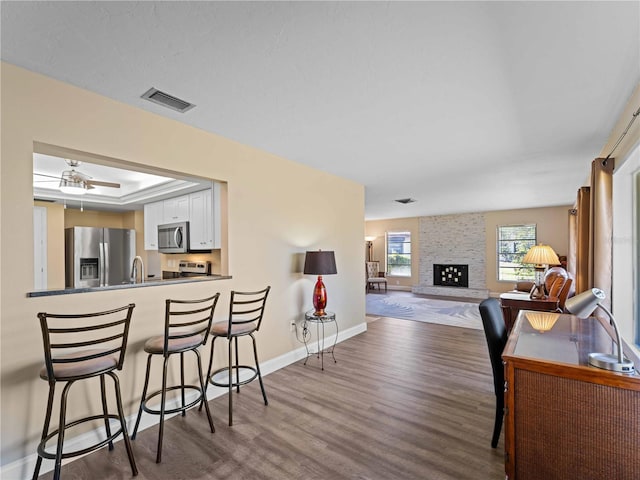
[1,321,367,480]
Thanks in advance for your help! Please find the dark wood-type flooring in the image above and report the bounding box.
[37,315,504,480]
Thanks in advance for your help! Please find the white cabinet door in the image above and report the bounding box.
[163,195,189,223]
[189,189,213,250]
[143,201,164,250]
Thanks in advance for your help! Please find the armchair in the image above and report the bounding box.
[366,261,387,293]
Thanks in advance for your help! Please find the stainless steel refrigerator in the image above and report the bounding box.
[65,227,136,288]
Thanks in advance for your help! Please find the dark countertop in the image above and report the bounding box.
[27,274,232,297]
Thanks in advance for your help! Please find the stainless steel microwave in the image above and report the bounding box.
[158,221,189,253]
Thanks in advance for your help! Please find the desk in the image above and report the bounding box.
[502,311,640,480]
[499,292,559,331]
[303,310,338,370]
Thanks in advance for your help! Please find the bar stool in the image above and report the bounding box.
[131,293,219,463]
[203,287,270,426]
[33,304,137,480]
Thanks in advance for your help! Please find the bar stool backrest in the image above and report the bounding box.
[164,294,220,354]
[227,287,271,335]
[38,303,136,381]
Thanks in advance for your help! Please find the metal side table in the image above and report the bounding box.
[303,310,338,370]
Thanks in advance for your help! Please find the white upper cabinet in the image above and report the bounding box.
[143,184,221,251]
[189,189,212,250]
[143,200,164,250]
[163,195,189,223]
[189,184,221,250]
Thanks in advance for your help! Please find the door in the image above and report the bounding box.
[33,206,47,289]
[103,228,136,285]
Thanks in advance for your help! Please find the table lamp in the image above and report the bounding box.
[303,250,337,316]
[521,244,560,299]
[565,288,634,373]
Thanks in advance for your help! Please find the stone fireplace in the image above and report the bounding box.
[412,213,489,299]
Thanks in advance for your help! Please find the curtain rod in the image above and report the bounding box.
[605,105,640,161]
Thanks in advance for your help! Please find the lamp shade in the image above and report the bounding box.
[526,312,560,333]
[522,244,560,266]
[303,251,337,275]
[565,288,606,318]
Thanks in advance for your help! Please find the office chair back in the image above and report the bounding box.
[479,297,508,448]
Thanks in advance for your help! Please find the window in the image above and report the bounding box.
[497,224,536,282]
[386,231,411,277]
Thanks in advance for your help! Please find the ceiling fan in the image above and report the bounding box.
[34,159,121,195]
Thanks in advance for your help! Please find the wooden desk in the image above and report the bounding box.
[502,311,640,480]
[499,292,559,331]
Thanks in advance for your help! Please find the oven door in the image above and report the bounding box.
[158,222,189,253]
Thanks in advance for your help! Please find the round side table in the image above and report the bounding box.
[303,310,338,370]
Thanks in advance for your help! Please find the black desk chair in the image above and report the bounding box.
[203,287,270,426]
[34,304,137,480]
[479,297,508,448]
[132,293,219,463]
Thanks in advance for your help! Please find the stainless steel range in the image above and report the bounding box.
[162,260,211,279]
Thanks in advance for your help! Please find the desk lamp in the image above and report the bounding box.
[522,244,560,299]
[565,288,634,373]
[303,250,337,316]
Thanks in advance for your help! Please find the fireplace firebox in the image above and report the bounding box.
[434,264,469,288]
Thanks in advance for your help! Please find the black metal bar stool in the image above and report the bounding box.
[203,287,270,426]
[131,293,219,463]
[33,304,137,480]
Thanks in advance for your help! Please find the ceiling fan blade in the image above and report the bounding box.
[85,180,120,188]
[34,173,62,180]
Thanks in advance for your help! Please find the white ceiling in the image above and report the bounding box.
[2,1,639,219]
[33,153,211,211]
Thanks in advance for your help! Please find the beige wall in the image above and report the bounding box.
[365,217,420,289]
[1,63,365,468]
[485,205,571,294]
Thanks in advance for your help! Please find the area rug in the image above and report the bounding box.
[366,294,483,330]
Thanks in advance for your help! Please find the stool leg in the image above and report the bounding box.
[180,352,186,417]
[32,382,56,480]
[251,334,268,406]
[132,354,153,440]
[228,338,233,426]
[53,382,73,480]
[194,349,215,433]
[199,336,217,411]
[234,337,240,393]
[156,356,169,463]
[108,372,138,476]
[100,374,114,451]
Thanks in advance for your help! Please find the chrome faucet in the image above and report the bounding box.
[131,256,145,283]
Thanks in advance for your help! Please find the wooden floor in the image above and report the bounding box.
[38,316,504,479]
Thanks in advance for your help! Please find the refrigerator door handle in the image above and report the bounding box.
[99,242,105,287]
[104,242,110,286]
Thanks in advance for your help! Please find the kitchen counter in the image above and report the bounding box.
[26,274,232,297]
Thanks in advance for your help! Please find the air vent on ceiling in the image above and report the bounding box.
[395,198,416,204]
[141,87,195,113]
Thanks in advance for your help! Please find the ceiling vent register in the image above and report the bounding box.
[141,87,195,113]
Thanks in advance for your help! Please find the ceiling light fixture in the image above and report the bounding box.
[395,198,416,204]
[59,171,87,195]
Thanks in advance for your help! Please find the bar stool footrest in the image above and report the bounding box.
[141,385,204,416]
[209,365,258,388]
[37,414,125,460]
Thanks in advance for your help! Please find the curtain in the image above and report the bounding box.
[589,157,615,309]
[567,207,577,279]
[573,186,591,294]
